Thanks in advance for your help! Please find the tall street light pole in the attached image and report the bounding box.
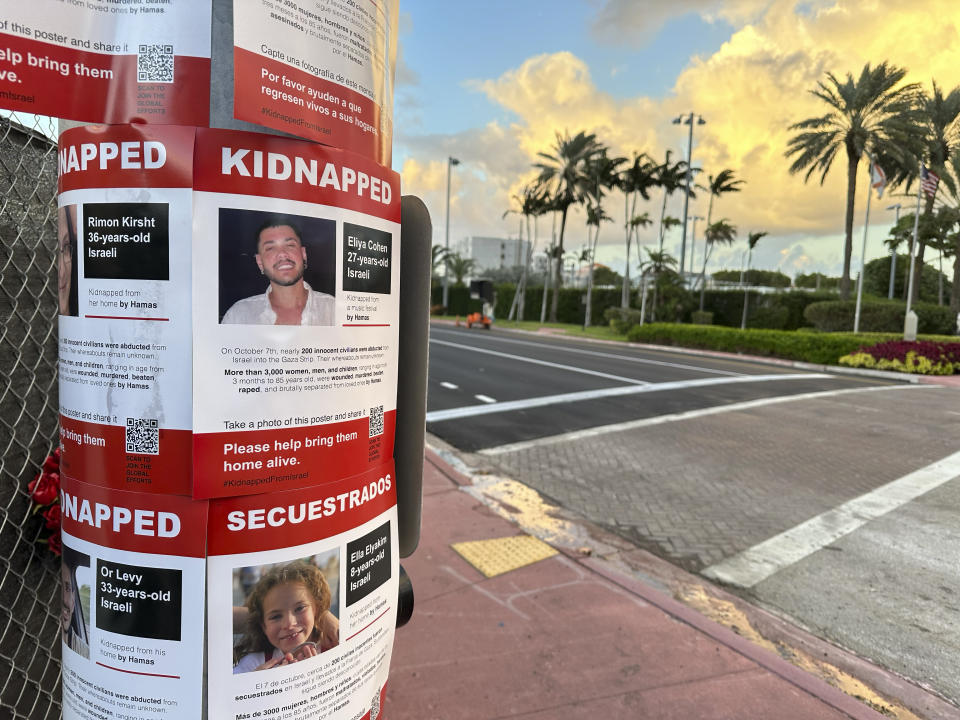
[673,112,705,279]
[442,156,460,309]
[688,214,704,277]
[886,203,901,299]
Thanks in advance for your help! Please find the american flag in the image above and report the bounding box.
[869,157,886,198]
[920,164,940,199]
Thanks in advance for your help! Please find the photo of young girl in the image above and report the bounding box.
[233,555,340,674]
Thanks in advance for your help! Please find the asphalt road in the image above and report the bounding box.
[426,324,960,710]
[426,326,892,451]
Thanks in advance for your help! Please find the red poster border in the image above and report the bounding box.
[0,34,209,126]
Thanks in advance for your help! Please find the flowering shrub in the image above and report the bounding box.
[29,447,62,556]
[839,341,960,375]
[838,352,877,368]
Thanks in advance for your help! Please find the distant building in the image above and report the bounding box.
[570,263,615,288]
[455,236,530,272]
[532,253,550,275]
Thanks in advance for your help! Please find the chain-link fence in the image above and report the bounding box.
[0,113,63,719]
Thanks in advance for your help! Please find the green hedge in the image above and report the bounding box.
[604,307,644,334]
[713,269,791,287]
[504,286,836,330]
[696,290,836,330]
[626,323,900,365]
[431,286,484,315]
[443,282,936,336]
[804,299,956,335]
[863,254,951,302]
[796,273,841,290]
[434,285,624,325]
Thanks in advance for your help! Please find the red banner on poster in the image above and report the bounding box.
[61,475,207,557]
[207,462,395,554]
[58,124,196,193]
[59,416,193,496]
[231,0,397,163]
[1,3,211,125]
[194,411,395,500]
[233,48,385,164]
[193,127,401,223]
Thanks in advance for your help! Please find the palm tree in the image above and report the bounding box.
[703,169,744,231]
[938,149,960,311]
[431,245,449,288]
[535,130,603,322]
[581,151,624,326]
[785,61,922,300]
[885,212,918,299]
[881,235,906,298]
[522,186,553,321]
[583,202,613,326]
[926,210,957,305]
[503,182,550,321]
[741,231,768,329]
[905,82,960,303]
[619,153,660,307]
[654,150,688,254]
[447,252,476,287]
[625,212,653,306]
[540,231,560,323]
[639,248,677,322]
[699,219,738,311]
[690,168,744,292]
[660,215,681,246]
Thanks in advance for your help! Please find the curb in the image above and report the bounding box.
[580,557,887,720]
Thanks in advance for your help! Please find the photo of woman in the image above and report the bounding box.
[61,547,90,659]
[58,204,79,316]
[232,554,340,673]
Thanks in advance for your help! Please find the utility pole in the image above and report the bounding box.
[886,203,901,299]
[442,155,460,308]
[672,112,705,276]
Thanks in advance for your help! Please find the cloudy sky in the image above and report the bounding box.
[392,0,960,279]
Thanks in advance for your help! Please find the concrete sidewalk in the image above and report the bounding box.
[384,449,894,720]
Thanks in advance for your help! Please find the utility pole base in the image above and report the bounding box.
[904,310,918,341]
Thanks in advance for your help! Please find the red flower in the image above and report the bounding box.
[47,531,62,556]
[29,472,59,506]
[42,504,61,530]
[42,454,59,474]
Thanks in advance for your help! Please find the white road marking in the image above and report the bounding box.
[703,444,960,588]
[430,338,649,385]
[475,394,497,404]
[480,384,933,456]
[425,373,832,423]
[432,327,745,376]
[440,382,459,390]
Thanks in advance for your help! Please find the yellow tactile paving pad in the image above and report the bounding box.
[451,534,558,578]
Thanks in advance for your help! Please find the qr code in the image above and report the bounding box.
[126,417,159,455]
[368,405,384,438]
[138,44,174,83]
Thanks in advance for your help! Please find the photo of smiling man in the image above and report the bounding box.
[220,211,336,326]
